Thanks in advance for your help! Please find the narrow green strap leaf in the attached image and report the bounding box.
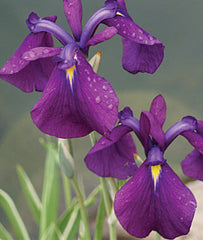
[94,194,105,240]
[0,223,14,240]
[58,139,74,179]
[0,189,30,240]
[16,165,42,224]
[62,206,81,240]
[39,142,60,238]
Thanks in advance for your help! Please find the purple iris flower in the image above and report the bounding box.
[0,0,121,138]
[85,95,200,239]
[102,0,165,74]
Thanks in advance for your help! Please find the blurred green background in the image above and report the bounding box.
[0,0,202,237]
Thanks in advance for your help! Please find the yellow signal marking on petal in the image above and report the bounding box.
[151,164,161,188]
[116,11,125,17]
[66,65,76,88]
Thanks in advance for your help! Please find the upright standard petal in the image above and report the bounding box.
[181,149,203,181]
[0,32,55,92]
[31,50,119,138]
[150,94,166,127]
[114,162,196,239]
[85,125,137,179]
[103,13,164,74]
[140,111,165,150]
[63,0,83,41]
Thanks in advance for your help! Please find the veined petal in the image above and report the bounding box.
[85,125,137,179]
[22,47,62,61]
[122,37,164,74]
[31,66,93,138]
[181,149,203,181]
[0,32,54,92]
[103,15,164,74]
[87,26,118,46]
[75,51,119,136]
[150,95,166,127]
[141,111,165,150]
[181,131,203,154]
[155,163,196,239]
[31,50,119,138]
[140,111,151,152]
[63,0,83,41]
[197,120,203,136]
[114,163,155,238]
[114,162,196,239]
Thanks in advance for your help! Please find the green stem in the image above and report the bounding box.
[71,178,91,240]
[100,178,117,240]
[62,174,72,209]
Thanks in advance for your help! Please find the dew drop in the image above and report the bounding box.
[107,104,113,110]
[29,51,36,58]
[123,30,126,34]
[132,32,136,38]
[109,90,113,93]
[10,70,14,74]
[1,67,6,72]
[101,140,106,145]
[180,217,184,222]
[89,83,92,88]
[93,78,96,83]
[139,36,143,40]
[95,96,101,103]
[94,88,97,92]
[43,49,49,54]
[12,64,16,68]
[102,85,108,91]
[104,95,108,99]
[149,36,154,41]
[87,77,91,81]
[116,23,120,28]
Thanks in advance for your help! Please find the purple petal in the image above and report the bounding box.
[150,95,166,127]
[85,125,137,179]
[156,163,197,239]
[182,149,203,181]
[197,120,203,136]
[22,47,61,61]
[103,15,164,74]
[122,37,164,74]
[31,51,119,138]
[0,32,54,92]
[181,131,203,154]
[114,162,196,239]
[139,111,151,152]
[114,163,155,238]
[141,111,165,150]
[63,0,83,41]
[87,27,118,46]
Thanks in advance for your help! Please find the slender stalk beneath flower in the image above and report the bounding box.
[62,174,72,209]
[100,178,117,240]
[89,132,117,240]
[71,177,91,240]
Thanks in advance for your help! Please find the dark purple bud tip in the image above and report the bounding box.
[26,12,40,32]
[119,107,133,120]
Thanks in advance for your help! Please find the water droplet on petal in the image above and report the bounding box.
[107,104,113,109]
[102,85,108,91]
[95,96,101,103]
[101,140,106,145]
[43,49,49,54]
[1,67,6,72]
[139,36,143,40]
[132,33,136,38]
[87,77,91,81]
[93,78,96,83]
[10,70,14,74]
[89,83,92,88]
